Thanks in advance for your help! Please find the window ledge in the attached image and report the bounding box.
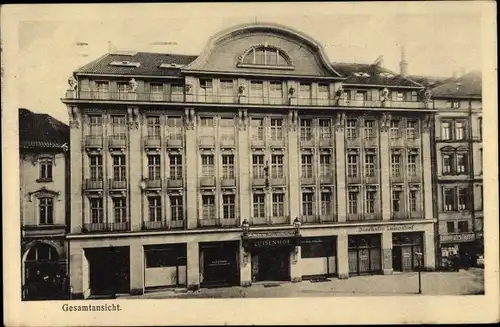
[36,178,53,183]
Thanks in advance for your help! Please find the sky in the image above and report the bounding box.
[13,3,484,124]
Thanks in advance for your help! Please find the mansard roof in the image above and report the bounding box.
[429,71,482,99]
[19,108,69,150]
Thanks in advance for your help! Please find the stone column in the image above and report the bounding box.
[335,113,347,222]
[422,117,433,220]
[128,106,142,231]
[240,245,252,287]
[238,109,250,224]
[382,231,393,274]
[380,113,391,221]
[290,245,302,282]
[68,105,83,234]
[129,243,144,295]
[184,108,198,229]
[424,225,436,270]
[288,110,300,221]
[337,231,349,279]
[186,241,200,290]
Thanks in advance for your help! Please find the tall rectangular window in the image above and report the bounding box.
[253,194,265,218]
[299,83,312,104]
[406,120,417,139]
[443,154,452,174]
[199,117,214,136]
[318,84,329,103]
[166,116,183,141]
[300,119,313,141]
[392,190,402,213]
[150,83,163,101]
[89,155,103,181]
[201,155,215,178]
[458,187,469,210]
[201,195,215,219]
[89,115,103,136]
[301,154,313,178]
[269,81,283,104]
[250,81,264,103]
[443,188,455,211]
[348,191,358,214]
[391,153,401,177]
[408,153,418,177]
[199,79,213,101]
[222,195,236,219]
[39,159,53,180]
[220,117,235,141]
[252,154,265,179]
[366,190,376,213]
[457,153,467,173]
[251,118,264,141]
[319,119,331,139]
[270,118,283,141]
[147,155,161,180]
[90,198,104,224]
[364,120,375,139]
[39,198,54,224]
[271,154,284,178]
[222,155,235,179]
[441,121,451,140]
[220,79,234,103]
[478,117,483,140]
[355,90,367,101]
[458,221,469,233]
[390,120,400,140]
[169,154,183,180]
[320,192,332,215]
[346,119,357,139]
[320,154,331,177]
[148,197,162,222]
[113,198,127,223]
[170,84,184,102]
[272,193,285,217]
[112,155,126,181]
[347,153,359,178]
[455,121,465,140]
[117,82,130,100]
[147,116,161,140]
[302,193,314,216]
[409,189,418,212]
[446,222,455,233]
[111,115,127,140]
[95,81,109,99]
[170,196,183,221]
[364,153,376,177]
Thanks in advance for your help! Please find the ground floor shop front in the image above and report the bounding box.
[68,220,435,298]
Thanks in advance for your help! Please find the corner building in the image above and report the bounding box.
[63,23,436,298]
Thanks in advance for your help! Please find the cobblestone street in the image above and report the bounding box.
[118,268,484,299]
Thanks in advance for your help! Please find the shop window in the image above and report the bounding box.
[26,244,59,262]
[144,244,187,268]
[301,238,335,258]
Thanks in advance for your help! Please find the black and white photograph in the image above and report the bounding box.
[2,2,498,326]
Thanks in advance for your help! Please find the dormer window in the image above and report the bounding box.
[379,72,395,78]
[353,72,370,78]
[109,61,141,67]
[159,63,185,68]
[238,45,294,70]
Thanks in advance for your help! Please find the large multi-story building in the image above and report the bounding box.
[429,72,483,266]
[19,108,70,299]
[62,23,437,299]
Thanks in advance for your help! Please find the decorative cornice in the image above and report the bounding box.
[28,187,61,202]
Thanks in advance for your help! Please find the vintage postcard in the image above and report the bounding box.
[2,2,498,326]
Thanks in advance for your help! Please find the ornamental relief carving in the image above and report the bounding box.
[288,110,298,131]
[380,112,392,132]
[184,108,195,130]
[238,109,248,131]
[335,112,346,131]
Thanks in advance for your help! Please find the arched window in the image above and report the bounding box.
[239,46,293,68]
[26,243,59,262]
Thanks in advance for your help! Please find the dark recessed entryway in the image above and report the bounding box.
[86,246,130,296]
[253,248,291,282]
[199,241,240,288]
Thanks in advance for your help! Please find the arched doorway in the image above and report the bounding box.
[23,243,63,300]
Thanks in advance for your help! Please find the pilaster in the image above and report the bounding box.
[382,231,393,274]
[424,225,436,270]
[290,245,302,282]
[185,108,198,229]
[238,109,250,224]
[68,105,83,234]
[287,110,300,221]
[335,113,347,222]
[128,106,142,231]
[240,245,252,287]
[422,118,433,220]
[380,113,391,221]
[130,243,144,295]
[337,232,349,279]
[186,241,200,290]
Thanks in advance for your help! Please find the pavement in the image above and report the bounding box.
[118,268,484,299]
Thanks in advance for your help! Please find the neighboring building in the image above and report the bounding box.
[62,23,437,299]
[19,108,70,300]
[428,71,483,267]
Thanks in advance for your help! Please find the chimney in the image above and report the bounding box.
[374,55,384,68]
[399,46,408,77]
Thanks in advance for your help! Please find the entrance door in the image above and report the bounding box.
[88,247,130,296]
[201,242,239,287]
[392,246,402,271]
[256,249,290,281]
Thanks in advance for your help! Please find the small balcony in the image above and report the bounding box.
[85,135,103,148]
[270,178,286,186]
[345,137,361,147]
[220,137,235,148]
[252,178,267,187]
[391,174,404,183]
[406,137,420,148]
[82,222,130,233]
[142,220,185,230]
[391,211,407,220]
[199,176,216,187]
[364,175,379,185]
[144,136,161,149]
[270,216,290,225]
[389,137,405,148]
[301,177,315,185]
[166,178,184,188]
[108,136,127,148]
[320,175,334,185]
[84,179,103,191]
[300,215,320,224]
[144,179,162,189]
[363,137,378,148]
[251,137,265,148]
[408,173,422,183]
[165,136,183,148]
[346,175,361,184]
[198,218,218,228]
[319,138,333,147]
[109,179,127,190]
[300,137,315,148]
[199,136,215,147]
[249,216,268,225]
[319,215,336,223]
[221,178,236,187]
[409,211,423,219]
[269,138,285,148]
[220,218,238,227]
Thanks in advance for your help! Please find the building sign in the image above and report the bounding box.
[208,259,230,267]
[253,238,293,247]
[243,231,301,249]
[440,233,475,243]
[358,224,416,233]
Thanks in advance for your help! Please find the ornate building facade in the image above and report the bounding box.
[62,23,436,298]
[19,108,70,299]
